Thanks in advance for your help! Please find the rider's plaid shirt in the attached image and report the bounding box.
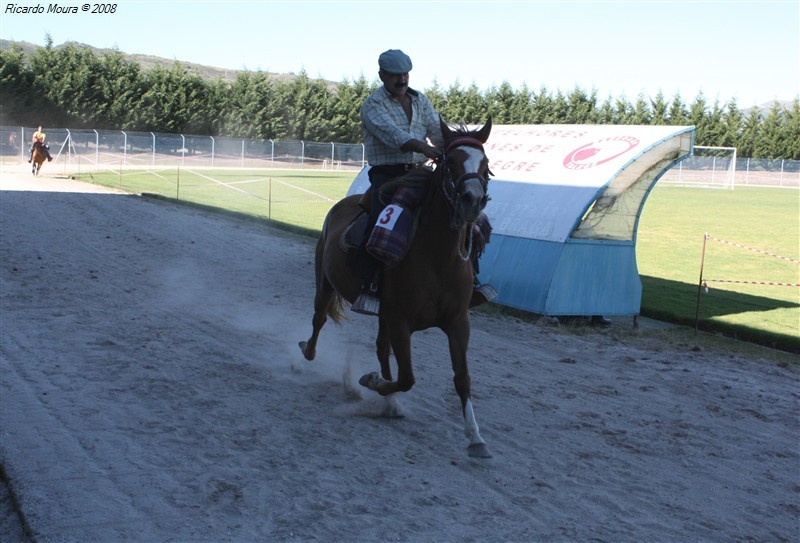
[361,86,443,166]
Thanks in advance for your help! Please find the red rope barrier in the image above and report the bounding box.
[703,279,800,287]
[706,234,800,265]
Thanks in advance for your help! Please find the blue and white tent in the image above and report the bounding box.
[348,124,695,317]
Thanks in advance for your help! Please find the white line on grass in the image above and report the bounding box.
[275,180,336,203]
[182,169,337,203]
[183,169,268,200]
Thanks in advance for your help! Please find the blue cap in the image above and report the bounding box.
[378,49,412,74]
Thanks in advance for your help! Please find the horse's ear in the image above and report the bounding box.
[475,116,493,143]
[439,115,453,139]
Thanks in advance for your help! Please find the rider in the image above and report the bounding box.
[28,126,53,163]
[352,49,497,315]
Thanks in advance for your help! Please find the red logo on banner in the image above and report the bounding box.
[562,136,640,170]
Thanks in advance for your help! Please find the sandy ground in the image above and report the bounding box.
[1,162,798,542]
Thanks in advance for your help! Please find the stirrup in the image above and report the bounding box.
[352,293,380,316]
[470,283,498,308]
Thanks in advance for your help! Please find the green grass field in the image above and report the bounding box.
[637,185,799,351]
[83,167,357,231]
[76,168,800,352]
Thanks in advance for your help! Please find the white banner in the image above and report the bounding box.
[486,124,692,187]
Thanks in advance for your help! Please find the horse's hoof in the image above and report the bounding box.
[381,401,405,419]
[298,341,315,361]
[359,372,383,391]
[382,409,405,419]
[467,443,492,458]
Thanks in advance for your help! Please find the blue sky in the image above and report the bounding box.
[2,0,798,107]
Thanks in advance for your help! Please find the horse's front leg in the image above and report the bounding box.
[370,318,403,418]
[359,321,414,418]
[446,316,492,458]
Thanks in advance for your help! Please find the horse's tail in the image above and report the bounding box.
[327,292,346,325]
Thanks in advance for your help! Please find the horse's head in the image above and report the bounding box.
[438,116,493,226]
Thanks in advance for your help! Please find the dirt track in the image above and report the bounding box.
[1,162,798,542]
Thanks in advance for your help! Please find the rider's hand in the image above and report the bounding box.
[424,146,443,161]
[402,139,442,161]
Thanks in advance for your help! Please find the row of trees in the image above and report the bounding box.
[1,40,798,159]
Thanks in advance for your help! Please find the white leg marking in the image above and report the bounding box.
[382,393,404,418]
[463,399,486,446]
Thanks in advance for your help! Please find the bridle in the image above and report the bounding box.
[436,135,491,260]
[438,136,490,225]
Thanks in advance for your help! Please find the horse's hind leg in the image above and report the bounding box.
[298,278,334,361]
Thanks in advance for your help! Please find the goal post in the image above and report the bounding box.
[662,146,737,189]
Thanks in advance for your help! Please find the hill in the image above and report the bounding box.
[0,38,335,87]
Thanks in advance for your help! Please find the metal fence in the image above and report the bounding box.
[2,125,798,188]
[660,155,800,189]
[0,126,366,172]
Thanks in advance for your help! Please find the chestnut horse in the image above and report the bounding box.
[299,117,494,458]
[31,141,46,176]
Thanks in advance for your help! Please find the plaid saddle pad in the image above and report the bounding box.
[366,184,426,268]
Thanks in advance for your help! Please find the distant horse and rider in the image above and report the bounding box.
[30,141,49,176]
[299,117,497,458]
[28,125,53,176]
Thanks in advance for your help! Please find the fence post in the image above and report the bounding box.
[694,232,709,334]
[65,129,72,167]
[745,157,750,186]
[210,136,215,169]
[780,159,785,187]
[122,131,128,165]
[93,129,99,169]
[151,132,155,167]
